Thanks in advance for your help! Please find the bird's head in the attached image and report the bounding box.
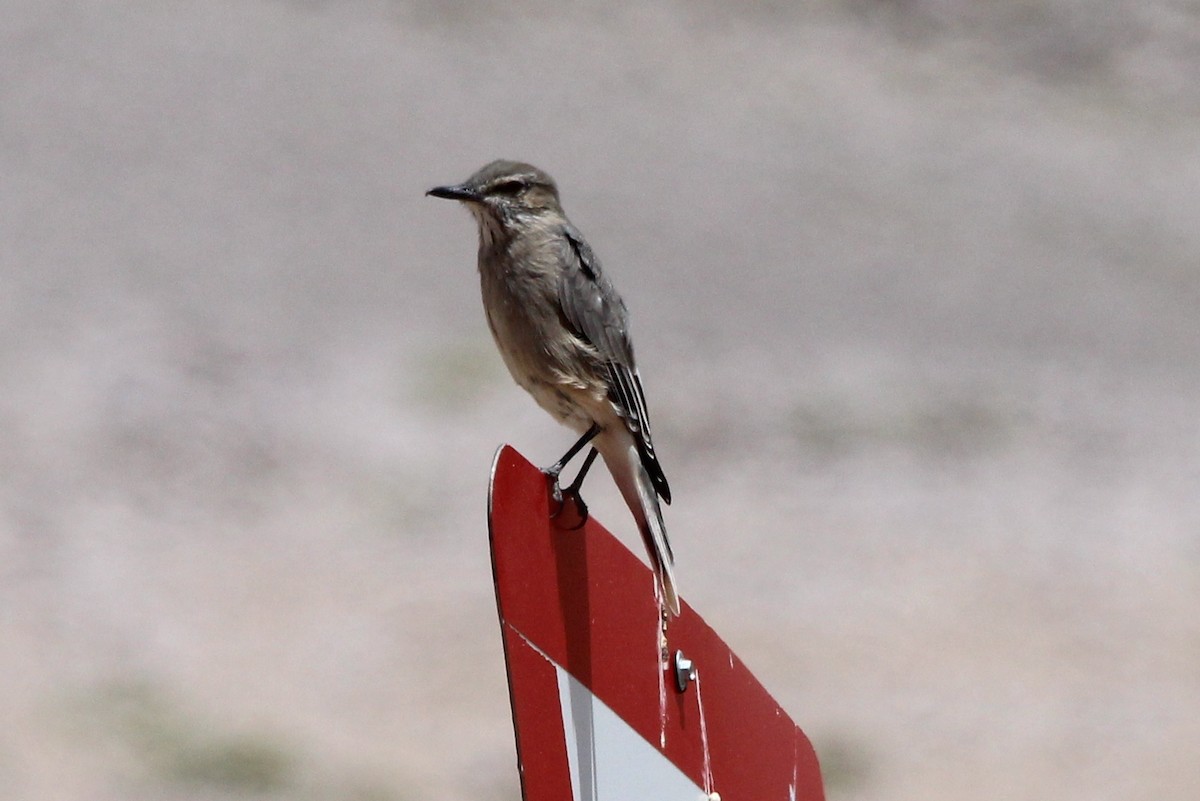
[427,161,563,241]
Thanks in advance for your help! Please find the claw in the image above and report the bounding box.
[551,485,589,531]
[544,469,564,506]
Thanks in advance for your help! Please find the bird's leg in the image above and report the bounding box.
[551,447,599,530]
[543,422,600,501]
[559,448,600,527]
[545,424,600,528]
[563,447,599,498]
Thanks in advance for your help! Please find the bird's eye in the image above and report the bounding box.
[492,179,526,195]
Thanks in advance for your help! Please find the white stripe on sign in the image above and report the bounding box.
[555,664,707,801]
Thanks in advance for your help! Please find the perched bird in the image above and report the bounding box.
[428,160,679,615]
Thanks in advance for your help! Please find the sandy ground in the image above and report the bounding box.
[3,1,1199,800]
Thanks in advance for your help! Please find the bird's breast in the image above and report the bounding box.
[476,232,610,423]
[478,254,555,373]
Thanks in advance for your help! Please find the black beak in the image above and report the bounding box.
[426,183,481,202]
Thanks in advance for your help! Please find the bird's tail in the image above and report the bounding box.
[600,432,680,616]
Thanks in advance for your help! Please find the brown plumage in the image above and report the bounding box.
[428,160,679,615]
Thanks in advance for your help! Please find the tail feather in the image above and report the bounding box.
[600,431,680,616]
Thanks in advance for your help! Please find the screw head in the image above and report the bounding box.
[673,650,696,693]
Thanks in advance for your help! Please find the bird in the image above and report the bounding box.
[427,160,679,616]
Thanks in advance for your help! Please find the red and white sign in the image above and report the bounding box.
[489,445,825,801]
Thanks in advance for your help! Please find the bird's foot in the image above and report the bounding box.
[542,467,564,505]
[549,481,589,531]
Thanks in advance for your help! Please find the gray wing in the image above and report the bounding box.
[558,224,671,504]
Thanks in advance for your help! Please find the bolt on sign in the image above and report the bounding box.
[489,446,825,801]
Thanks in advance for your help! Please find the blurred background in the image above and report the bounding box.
[3,1,1199,799]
